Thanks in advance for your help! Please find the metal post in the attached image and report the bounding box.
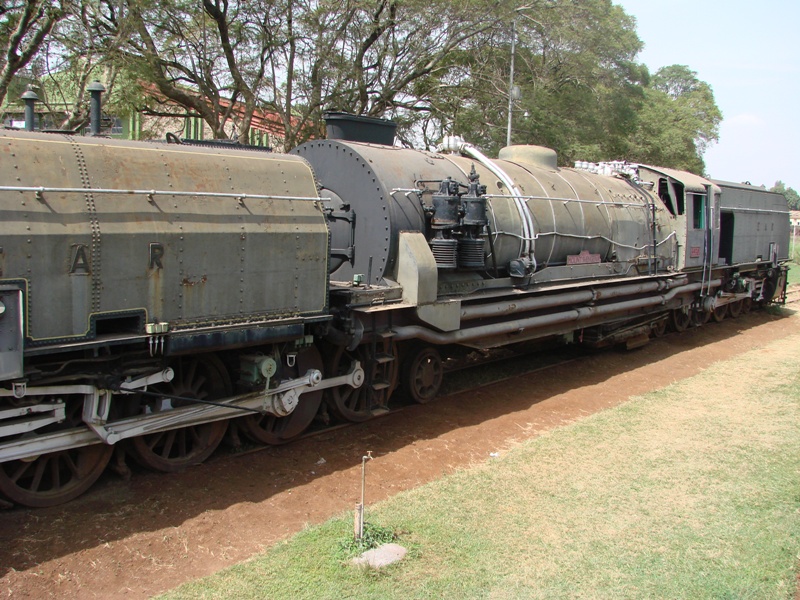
[21,88,39,131]
[87,81,106,136]
[354,450,373,540]
[506,18,517,148]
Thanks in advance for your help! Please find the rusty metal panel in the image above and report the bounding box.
[0,131,329,344]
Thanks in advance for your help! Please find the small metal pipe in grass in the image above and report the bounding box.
[354,450,373,540]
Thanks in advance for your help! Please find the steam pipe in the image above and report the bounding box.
[87,81,105,136]
[460,143,534,262]
[394,279,720,344]
[461,276,688,321]
[441,136,535,263]
[21,88,39,131]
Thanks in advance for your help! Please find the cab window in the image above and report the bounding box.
[691,193,706,229]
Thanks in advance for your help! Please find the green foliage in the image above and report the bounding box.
[787,263,799,286]
[0,0,66,106]
[442,0,648,159]
[2,0,723,171]
[435,2,720,173]
[627,65,722,174]
[337,521,398,558]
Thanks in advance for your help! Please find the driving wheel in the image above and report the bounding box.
[325,339,397,422]
[130,354,231,472]
[240,347,325,444]
[651,318,668,338]
[670,307,691,332]
[712,303,728,322]
[0,399,113,507]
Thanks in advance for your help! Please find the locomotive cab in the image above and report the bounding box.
[635,165,721,272]
[635,166,789,306]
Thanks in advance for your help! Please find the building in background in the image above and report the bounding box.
[1,82,288,149]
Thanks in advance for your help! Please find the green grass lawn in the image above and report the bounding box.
[159,319,800,600]
[788,240,800,285]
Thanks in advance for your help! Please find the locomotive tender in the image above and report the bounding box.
[0,114,789,507]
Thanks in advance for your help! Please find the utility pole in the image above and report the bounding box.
[506,6,535,147]
[506,18,517,148]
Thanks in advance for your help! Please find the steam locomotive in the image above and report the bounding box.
[0,113,789,507]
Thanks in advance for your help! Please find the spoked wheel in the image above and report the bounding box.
[325,339,397,423]
[0,399,113,507]
[728,300,743,319]
[740,297,753,314]
[402,344,444,404]
[670,307,692,332]
[651,318,668,338]
[130,354,231,472]
[712,303,728,322]
[0,445,113,508]
[240,347,325,444]
[691,308,711,327]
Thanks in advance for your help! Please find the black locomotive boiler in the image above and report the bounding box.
[0,114,789,507]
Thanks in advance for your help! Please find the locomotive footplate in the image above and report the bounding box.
[330,281,404,307]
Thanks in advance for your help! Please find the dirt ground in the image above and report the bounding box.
[1,306,798,599]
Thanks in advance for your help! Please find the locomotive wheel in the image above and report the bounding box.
[712,303,728,322]
[0,444,113,508]
[670,307,691,332]
[325,345,371,422]
[691,308,711,327]
[0,398,113,507]
[402,344,443,404]
[130,354,231,472]
[240,347,324,445]
[740,297,752,314]
[727,300,743,319]
[651,318,668,338]
[325,339,397,422]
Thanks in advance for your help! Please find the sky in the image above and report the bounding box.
[615,0,800,191]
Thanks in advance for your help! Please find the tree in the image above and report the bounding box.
[437,0,647,161]
[771,181,800,210]
[0,0,723,174]
[91,0,501,150]
[31,0,131,131]
[626,65,722,174]
[87,0,279,141]
[283,0,501,148]
[0,0,66,106]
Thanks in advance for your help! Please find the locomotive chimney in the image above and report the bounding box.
[87,81,106,136]
[21,87,39,131]
[323,112,397,146]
